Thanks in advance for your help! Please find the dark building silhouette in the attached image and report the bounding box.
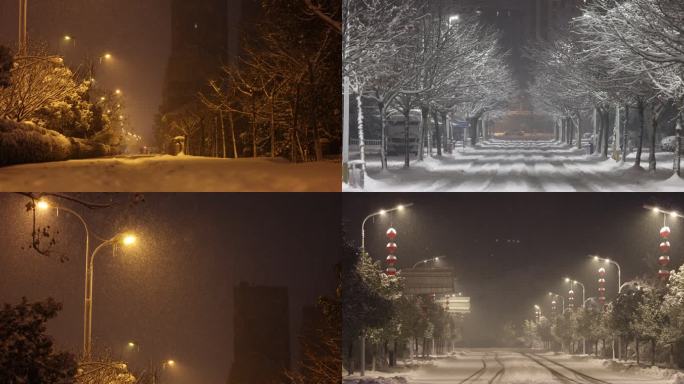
[229,282,290,384]
[160,0,259,114]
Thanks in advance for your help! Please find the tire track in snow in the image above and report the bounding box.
[521,352,612,384]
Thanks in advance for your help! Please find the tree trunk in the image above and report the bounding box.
[419,106,430,161]
[442,112,449,154]
[622,104,629,162]
[470,117,479,146]
[649,103,658,172]
[404,109,411,168]
[434,112,442,157]
[576,114,582,149]
[636,100,645,167]
[379,101,387,170]
[600,110,608,158]
[270,95,276,159]
[674,112,682,176]
[651,339,656,367]
[636,337,640,365]
[252,95,258,158]
[357,93,366,170]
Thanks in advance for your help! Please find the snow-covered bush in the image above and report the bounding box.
[0,119,71,166]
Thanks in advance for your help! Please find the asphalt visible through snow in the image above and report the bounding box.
[361,140,682,192]
[405,350,672,384]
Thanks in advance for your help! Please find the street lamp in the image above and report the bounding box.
[358,203,412,376]
[34,199,138,360]
[564,277,586,307]
[63,35,77,48]
[360,203,412,252]
[412,256,446,269]
[565,277,586,354]
[591,255,622,293]
[548,291,565,312]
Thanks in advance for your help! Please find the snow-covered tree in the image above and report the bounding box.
[0,298,78,384]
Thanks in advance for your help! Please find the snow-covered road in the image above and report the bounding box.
[353,140,684,192]
[0,155,340,192]
[403,350,674,384]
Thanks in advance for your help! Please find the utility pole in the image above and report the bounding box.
[18,0,28,55]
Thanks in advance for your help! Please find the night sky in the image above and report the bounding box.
[343,193,684,346]
[0,0,170,143]
[0,193,340,384]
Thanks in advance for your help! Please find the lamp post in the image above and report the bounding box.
[548,292,564,313]
[153,360,176,384]
[18,0,28,55]
[565,277,586,354]
[358,203,412,376]
[35,199,137,360]
[412,256,446,269]
[564,277,586,307]
[592,255,622,293]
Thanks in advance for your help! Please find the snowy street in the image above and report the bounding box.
[0,155,340,192]
[353,140,684,192]
[360,350,675,384]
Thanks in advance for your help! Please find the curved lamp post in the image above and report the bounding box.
[592,255,622,293]
[412,256,446,269]
[358,203,412,376]
[36,199,137,360]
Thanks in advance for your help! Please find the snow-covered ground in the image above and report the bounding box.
[344,350,682,384]
[345,140,684,192]
[0,155,340,192]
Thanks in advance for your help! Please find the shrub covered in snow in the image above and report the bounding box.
[0,119,119,166]
[0,119,71,166]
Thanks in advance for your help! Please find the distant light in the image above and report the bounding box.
[397,204,405,210]
[36,200,49,210]
[605,258,610,263]
[434,257,439,261]
[671,211,678,217]
[128,342,135,348]
[64,35,72,41]
[449,14,460,23]
[103,53,112,60]
[379,209,386,215]
[653,207,660,213]
[115,89,122,95]
[167,360,175,367]
[122,234,137,246]
[593,256,599,261]
[100,96,106,102]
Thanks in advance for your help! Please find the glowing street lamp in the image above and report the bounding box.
[591,255,621,293]
[412,256,446,269]
[33,199,138,360]
[360,203,413,251]
[548,291,565,312]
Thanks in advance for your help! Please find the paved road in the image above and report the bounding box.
[361,140,683,192]
[405,350,672,384]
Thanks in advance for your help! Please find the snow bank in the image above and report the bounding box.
[0,155,340,192]
[601,359,678,379]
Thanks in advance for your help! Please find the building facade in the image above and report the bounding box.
[160,0,259,115]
